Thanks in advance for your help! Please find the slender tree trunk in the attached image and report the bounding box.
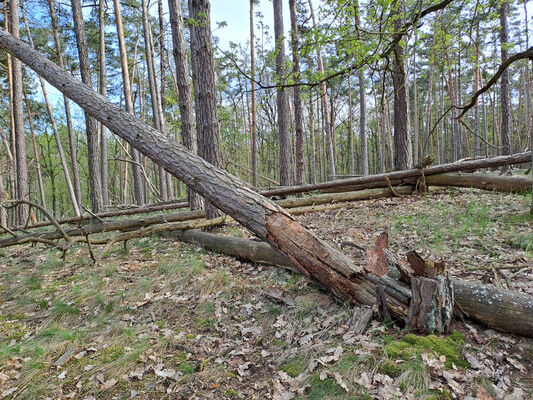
[354,1,367,175]
[308,0,335,180]
[289,0,304,185]
[348,77,355,175]
[524,1,533,214]
[0,166,6,226]
[10,0,29,224]
[391,0,411,170]
[424,63,434,155]
[250,0,258,187]
[500,1,511,172]
[168,0,203,210]
[71,0,103,212]
[20,15,81,217]
[142,0,167,201]
[159,0,173,199]
[273,0,291,185]
[112,0,145,205]
[412,42,419,162]
[445,52,462,161]
[188,0,222,218]
[47,0,82,207]
[473,23,481,157]
[23,93,46,211]
[98,0,109,207]
[308,91,317,183]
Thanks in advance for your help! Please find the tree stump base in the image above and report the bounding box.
[407,275,454,334]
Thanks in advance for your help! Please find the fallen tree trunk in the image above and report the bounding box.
[0,30,369,303]
[424,172,532,193]
[0,186,413,246]
[261,153,532,197]
[172,230,533,337]
[6,200,188,232]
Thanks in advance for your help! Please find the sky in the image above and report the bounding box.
[209,0,291,51]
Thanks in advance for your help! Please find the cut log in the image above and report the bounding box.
[261,155,532,197]
[170,230,533,337]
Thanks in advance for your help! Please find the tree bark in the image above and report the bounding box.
[168,0,203,211]
[289,0,304,186]
[249,0,258,187]
[273,0,291,186]
[188,0,223,218]
[9,0,30,225]
[391,0,412,171]
[70,0,103,212]
[500,1,511,172]
[354,1,368,175]
[98,0,109,207]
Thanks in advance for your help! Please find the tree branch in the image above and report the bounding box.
[458,47,533,121]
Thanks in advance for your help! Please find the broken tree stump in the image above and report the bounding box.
[408,276,454,334]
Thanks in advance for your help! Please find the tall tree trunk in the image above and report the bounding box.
[348,77,355,175]
[308,0,335,180]
[445,52,462,161]
[412,40,419,163]
[23,92,46,212]
[98,0,109,207]
[473,23,481,157]
[354,1,368,175]
[70,0,103,212]
[10,0,29,224]
[250,0,258,187]
[289,0,304,185]
[308,91,317,183]
[188,0,222,219]
[391,0,411,170]
[168,0,203,210]
[159,0,173,199]
[142,0,167,201]
[21,9,80,217]
[112,0,145,205]
[500,0,511,172]
[0,166,6,226]
[524,1,533,214]
[424,63,434,156]
[273,0,291,185]
[47,0,82,207]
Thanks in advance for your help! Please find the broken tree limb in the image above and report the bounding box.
[0,30,368,300]
[170,230,533,337]
[260,153,532,197]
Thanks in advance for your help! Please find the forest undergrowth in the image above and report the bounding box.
[0,188,531,399]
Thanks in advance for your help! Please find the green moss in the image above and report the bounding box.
[384,332,469,369]
[280,356,307,378]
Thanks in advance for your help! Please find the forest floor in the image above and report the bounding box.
[0,188,532,400]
